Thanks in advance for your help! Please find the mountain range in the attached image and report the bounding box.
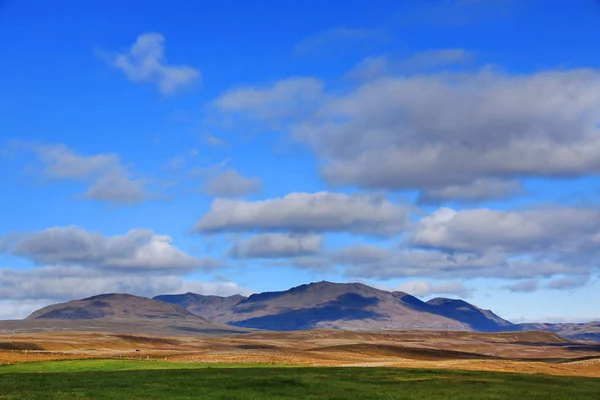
[16,281,600,341]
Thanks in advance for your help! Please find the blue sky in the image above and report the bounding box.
[1,0,600,322]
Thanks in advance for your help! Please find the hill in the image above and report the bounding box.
[20,293,245,336]
[157,281,511,331]
[153,293,246,320]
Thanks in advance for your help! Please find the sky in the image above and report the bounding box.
[1,0,600,322]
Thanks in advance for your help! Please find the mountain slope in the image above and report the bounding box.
[27,294,196,320]
[157,281,514,332]
[426,298,513,332]
[160,281,475,331]
[153,293,246,320]
[24,293,245,335]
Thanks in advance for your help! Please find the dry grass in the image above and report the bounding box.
[1,329,599,378]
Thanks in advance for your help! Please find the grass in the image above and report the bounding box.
[0,359,598,399]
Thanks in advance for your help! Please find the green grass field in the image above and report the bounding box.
[0,359,598,399]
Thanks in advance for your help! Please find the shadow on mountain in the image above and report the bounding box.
[232,293,384,330]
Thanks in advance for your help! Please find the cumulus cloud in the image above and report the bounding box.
[333,245,393,265]
[410,206,600,255]
[418,179,524,204]
[5,226,221,272]
[504,279,539,293]
[335,246,584,281]
[193,192,409,236]
[229,233,323,259]
[546,276,589,291]
[15,142,148,205]
[223,68,600,202]
[0,266,250,319]
[395,281,471,298]
[297,69,600,197]
[102,33,200,95]
[203,169,262,197]
[216,77,324,121]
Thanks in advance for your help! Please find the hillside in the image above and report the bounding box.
[153,293,246,320]
[22,293,245,335]
[157,281,510,331]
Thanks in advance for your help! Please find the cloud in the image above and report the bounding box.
[418,179,524,204]
[333,245,393,265]
[229,233,323,259]
[396,281,471,298]
[82,169,147,204]
[0,266,250,319]
[206,136,225,146]
[546,276,589,291]
[504,279,539,293]
[296,69,600,197]
[5,226,221,272]
[216,67,600,202]
[294,27,386,56]
[346,56,389,80]
[336,245,584,281]
[216,77,324,121]
[398,49,471,71]
[193,192,409,236]
[203,169,262,197]
[410,206,600,255]
[101,33,200,95]
[15,142,148,205]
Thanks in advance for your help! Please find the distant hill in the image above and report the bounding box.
[425,298,512,332]
[153,293,246,320]
[27,293,196,320]
[509,321,600,342]
[156,281,510,332]
[23,293,245,336]
[14,282,599,341]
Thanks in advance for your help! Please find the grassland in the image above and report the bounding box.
[1,359,599,399]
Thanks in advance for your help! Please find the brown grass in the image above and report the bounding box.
[1,329,599,378]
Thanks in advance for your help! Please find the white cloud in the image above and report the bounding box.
[6,226,221,272]
[396,281,471,298]
[222,67,600,203]
[103,33,200,95]
[410,206,600,254]
[546,276,589,291]
[216,77,324,121]
[504,279,539,293]
[418,179,524,204]
[229,233,323,259]
[18,143,148,205]
[193,192,409,236]
[299,69,600,196]
[203,169,262,197]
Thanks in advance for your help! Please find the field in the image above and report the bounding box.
[1,359,599,399]
[2,329,600,377]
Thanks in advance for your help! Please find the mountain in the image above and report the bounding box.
[27,293,195,320]
[425,298,513,332]
[23,293,245,335]
[153,293,246,320]
[157,281,510,331]
[509,321,600,342]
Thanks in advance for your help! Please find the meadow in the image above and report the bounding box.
[1,359,599,399]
